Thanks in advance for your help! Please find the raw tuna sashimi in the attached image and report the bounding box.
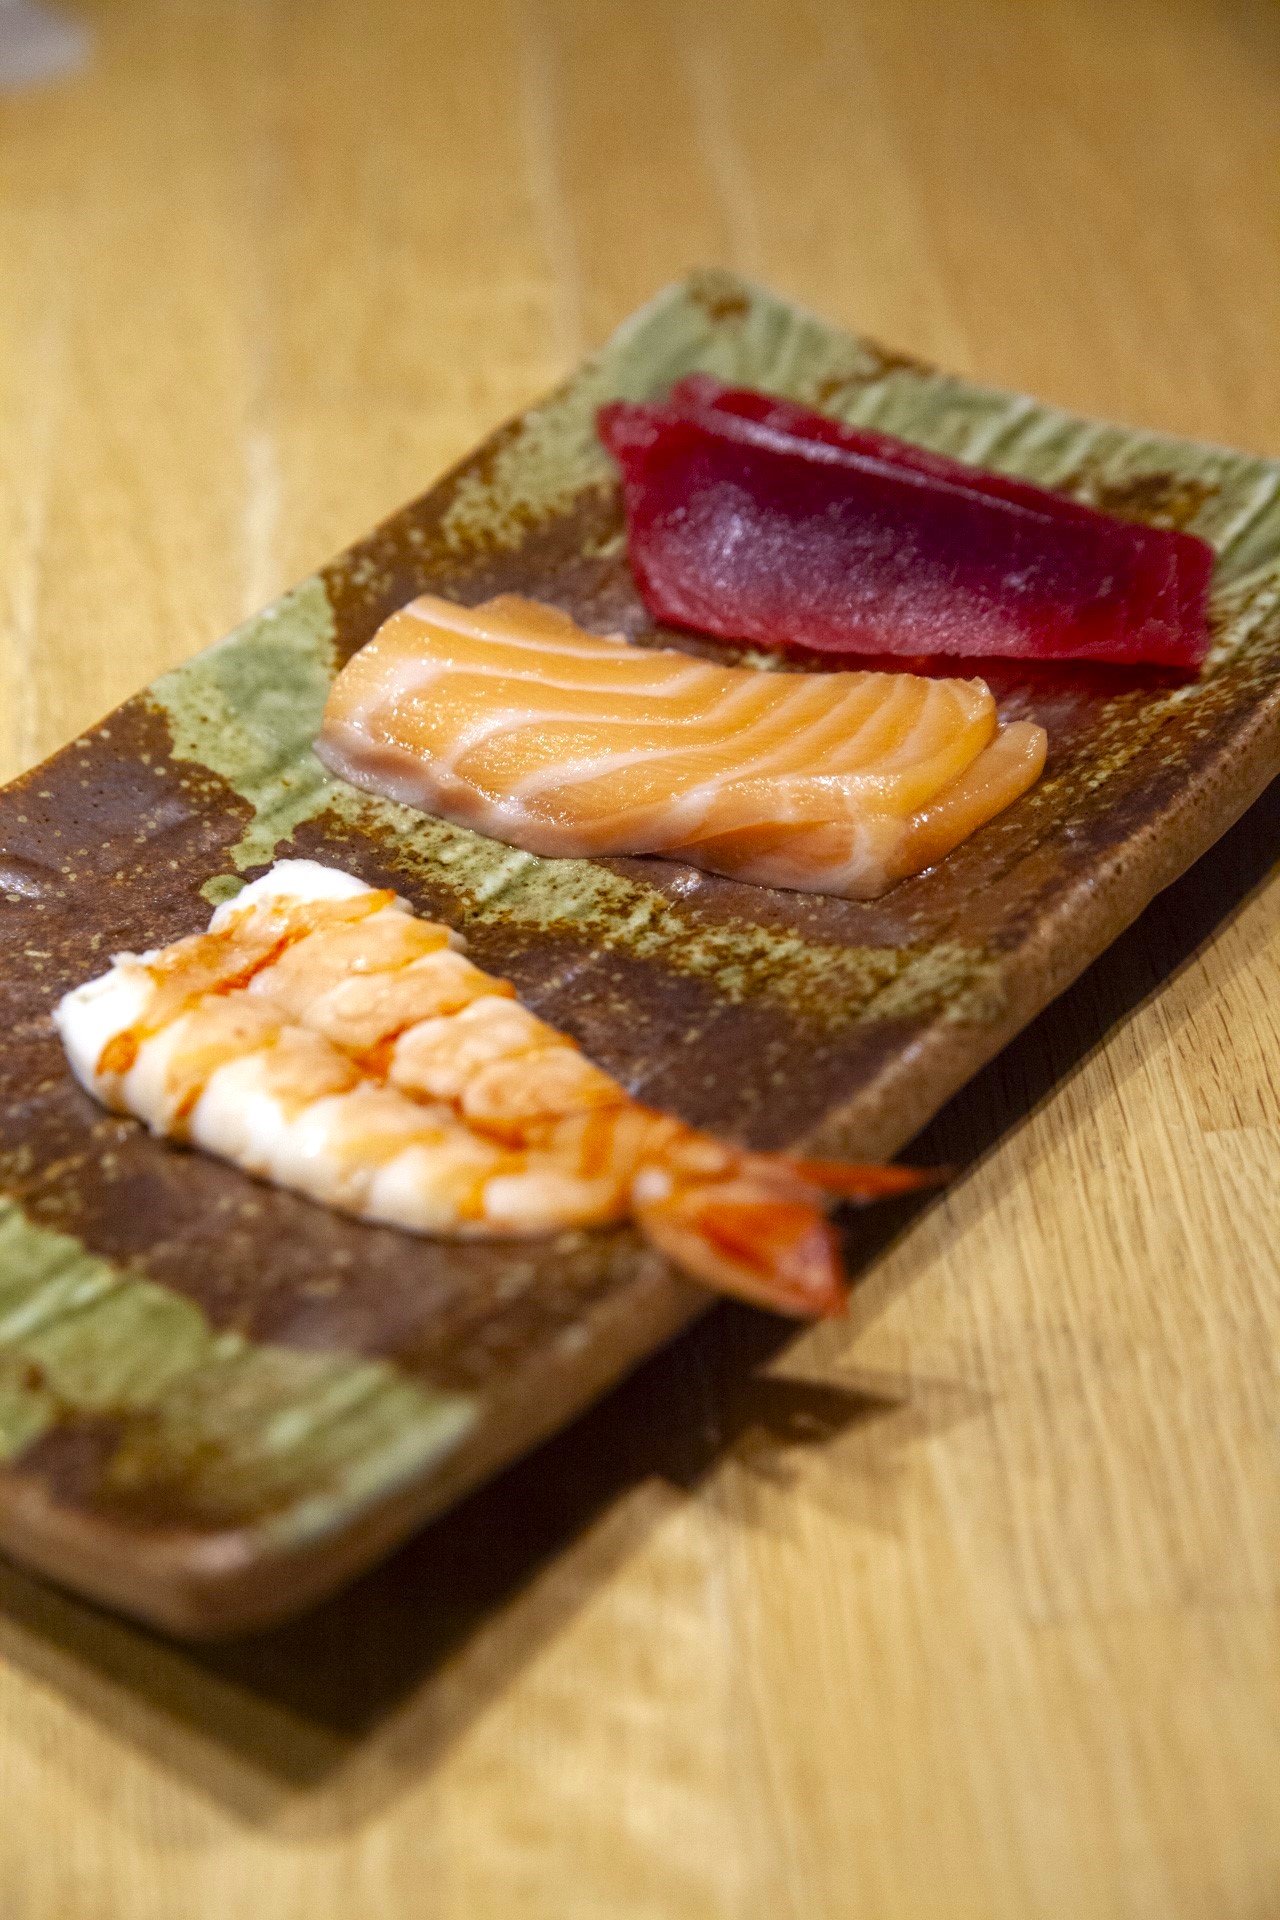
[598,381,1213,669]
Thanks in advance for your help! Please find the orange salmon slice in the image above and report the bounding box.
[316,594,1046,899]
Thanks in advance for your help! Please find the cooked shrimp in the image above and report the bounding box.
[55,861,935,1316]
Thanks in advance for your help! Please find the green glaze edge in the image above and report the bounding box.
[151,573,341,894]
[0,1199,475,1543]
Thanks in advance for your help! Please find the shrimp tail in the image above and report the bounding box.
[784,1157,948,1202]
[634,1174,848,1318]
[632,1146,944,1317]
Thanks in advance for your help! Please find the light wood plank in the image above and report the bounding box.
[1,0,1277,1913]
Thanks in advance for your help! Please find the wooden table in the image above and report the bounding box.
[2,1,1278,1912]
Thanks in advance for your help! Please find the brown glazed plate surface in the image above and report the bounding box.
[2,271,1279,1637]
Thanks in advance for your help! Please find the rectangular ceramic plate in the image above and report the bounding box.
[2,272,1279,1638]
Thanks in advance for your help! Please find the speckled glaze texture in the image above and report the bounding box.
[2,272,1279,1636]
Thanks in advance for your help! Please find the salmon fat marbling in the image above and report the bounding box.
[316,593,1046,901]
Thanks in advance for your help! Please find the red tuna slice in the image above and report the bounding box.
[602,393,1212,672]
[599,389,1213,670]
[602,391,1213,667]
[671,376,1214,647]
[668,375,1214,641]
[669,374,1120,522]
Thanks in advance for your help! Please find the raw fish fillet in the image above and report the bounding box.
[55,860,936,1317]
[598,382,1213,668]
[315,594,1047,899]
[669,375,1180,534]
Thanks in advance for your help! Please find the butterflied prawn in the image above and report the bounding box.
[55,861,938,1317]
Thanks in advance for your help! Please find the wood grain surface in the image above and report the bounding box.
[1,0,1278,1914]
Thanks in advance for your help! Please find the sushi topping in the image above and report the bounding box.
[598,375,1213,669]
[55,860,940,1319]
[316,593,1046,901]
